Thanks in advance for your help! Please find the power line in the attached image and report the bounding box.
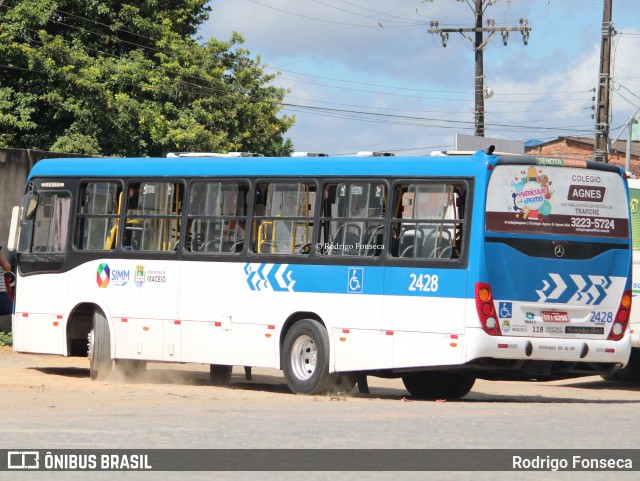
[246,0,410,28]
[427,0,531,137]
[5,6,590,114]
[308,0,422,26]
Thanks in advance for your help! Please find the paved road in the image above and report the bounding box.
[1,347,639,481]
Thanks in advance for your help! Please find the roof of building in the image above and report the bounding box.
[526,136,640,158]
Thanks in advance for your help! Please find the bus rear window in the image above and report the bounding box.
[485,164,629,239]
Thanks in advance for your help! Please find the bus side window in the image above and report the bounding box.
[391,182,464,260]
[124,182,182,252]
[186,182,248,254]
[319,182,385,257]
[75,182,122,251]
[251,182,315,255]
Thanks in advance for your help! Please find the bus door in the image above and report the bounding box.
[179,181,254,365]
[383,181,469,369]
[111,181,183,362]
[484,161,631,346]
[316,181,390,371]
[12,184,72,354]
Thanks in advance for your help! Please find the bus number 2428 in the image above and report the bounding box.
[408,273,439,292]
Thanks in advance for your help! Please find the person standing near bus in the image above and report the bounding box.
[0,248,14,316]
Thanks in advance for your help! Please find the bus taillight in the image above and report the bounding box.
[475,282,502,336]
[608,290,632,341]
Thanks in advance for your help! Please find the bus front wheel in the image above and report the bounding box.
[402,372,475,400]
[282,319,341,395]
[88,311,112,380]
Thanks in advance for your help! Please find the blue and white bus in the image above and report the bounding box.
[6,150,633,398]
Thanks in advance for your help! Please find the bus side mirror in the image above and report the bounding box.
[6,206,22,252]
[25,194,39,220]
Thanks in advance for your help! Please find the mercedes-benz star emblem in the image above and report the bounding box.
[554,245,565,258]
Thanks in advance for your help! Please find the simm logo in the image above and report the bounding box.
[111,269,130,287]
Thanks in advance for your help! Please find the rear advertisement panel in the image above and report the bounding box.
[485,163,629,239]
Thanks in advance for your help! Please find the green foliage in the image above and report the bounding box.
[0,330,12,347]
[0,0,294,156]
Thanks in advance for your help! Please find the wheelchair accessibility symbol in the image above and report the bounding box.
[499,302,512,319]
[348,267,364,294]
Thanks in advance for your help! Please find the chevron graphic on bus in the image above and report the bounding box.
[244,263,296,292]
[536,273,613,305]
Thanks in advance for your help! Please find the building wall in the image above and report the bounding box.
[525,139,640,176]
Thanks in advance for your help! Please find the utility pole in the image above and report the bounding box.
[428,0,530,137]
[608,106,639,173]
[594,0,614,163]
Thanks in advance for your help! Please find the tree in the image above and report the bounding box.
[0,0,294,156]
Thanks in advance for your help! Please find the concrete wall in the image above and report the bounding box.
[0,148,86,257]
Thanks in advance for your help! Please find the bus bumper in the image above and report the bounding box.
[465,327,632,368]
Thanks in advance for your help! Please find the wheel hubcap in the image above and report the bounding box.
[290,335,317,380]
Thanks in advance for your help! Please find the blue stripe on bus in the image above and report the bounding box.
[242,263,469,298]
[242,248,630,304]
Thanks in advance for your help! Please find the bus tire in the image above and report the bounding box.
[402,372,475,400]
[333,373,357,395]
[282,319,335,395]
[88,311,112,380]
[210,364,233,385]
[446,374,476,399]
[600,371,619,381]
[616,348,640,382]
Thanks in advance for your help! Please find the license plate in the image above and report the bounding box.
[542,311,569,322]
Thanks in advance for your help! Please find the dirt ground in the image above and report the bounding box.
[2,344,640,405]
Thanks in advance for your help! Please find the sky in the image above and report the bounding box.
[200,0,640,156]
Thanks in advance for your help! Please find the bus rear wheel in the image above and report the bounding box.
[209,365,233,385]
[282,319,344,395]
[401,372,475,400]
[601,349,640,382]
[88,311,112,380]
[615,348,640,381]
